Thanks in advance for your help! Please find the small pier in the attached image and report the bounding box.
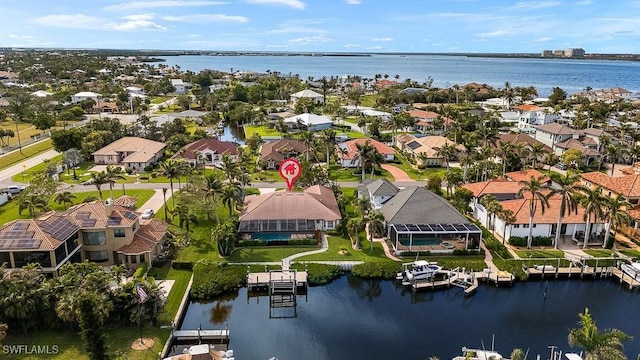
[246,269,308,291]
[477,268,516,287]
[247,269,308,318]
[611,268,640,290]
[172,328,230,343]
[406,267,479,296]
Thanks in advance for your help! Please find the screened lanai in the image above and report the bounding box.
[238,219,317,232]
[388,223,482,252]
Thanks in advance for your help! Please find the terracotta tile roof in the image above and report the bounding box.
[505,169,550,183]
[259,139,309,163]
[403,136,465,158]
[536,123,580,136]
[555,139,600,156]
[500,197,593,224]
[173,138,239,161]
[497,133,552,152]
[581,172,640,197]
[112,195,138,208]
[626,205,640,220]
[92,137,166,164]
[408,109,439,120]
[514,104,541,112]
[461,178,514,197]
[336,139,395,161]
[117,219,166,254]
[240,186,341,222]
[0,215,79,251]
[63,201,139,228]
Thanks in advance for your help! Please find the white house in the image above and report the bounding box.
[31,90,52,98]
[71,91,101,104]
[171,79,189,94]
[336,139,395,168]
[283,113,333,132]
[357,179,399,210]
[290,89,324,105]
[514,104,557,128]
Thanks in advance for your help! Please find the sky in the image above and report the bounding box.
[1,0,639,53]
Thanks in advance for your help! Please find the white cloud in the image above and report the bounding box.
[533,36,553,42]
[106,14,167,31]
[266,44,290,48]
[372,37,392,42]
[104,1,228,11]
[475,30,510,38]
[268,26,326,34]
[574,0,592,5]
[8,34,35,39]
[289,35,333,45]
[246,0,305,10]
[31,14,103,29]
[366,45,383,50]
[344,43,360,48]
[164,14,249,23]
[510,1,561,10]
[346,0,361,4]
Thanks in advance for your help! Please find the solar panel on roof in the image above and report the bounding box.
[0,238,42,249]
[39,217,78,240]
[81,219,97,227]
[76,212,91,219]
[0,231,35,240]
[124,212,137,220]
[13,222,29,230]
[107,217,122,226]
[406,141,421,150]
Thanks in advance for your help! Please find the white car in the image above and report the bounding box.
[141,209,154,219]
[6,186,26,194]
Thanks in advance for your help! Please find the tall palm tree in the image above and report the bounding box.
[517,175,552,249]
[299,131,314,162]
[18,194,48,218]
[436,142,456,170]
[568,308,631,360]
[479,194,499,230]
[346,218,362,248]
[220,154,239,183]
[601,194,632,249]
[54,191,76,210]
[88,171,110,200]
[497,142,514,176]
[581,186,605,249]
[549,174,582,249]
[529,143,548,169]
[320,129,337,168]
[157,159,181,208]
[366,210,385,251]
[171,203,199,241]
[605,144,625,176]
[201,173,224,223]
[105,165,126,200]
[352,140,376,182]
[221,183,241,216]
[498,209,517,244]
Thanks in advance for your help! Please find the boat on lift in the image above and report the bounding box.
[399,260,442,282]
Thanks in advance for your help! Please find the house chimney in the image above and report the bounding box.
[105,198,113,216]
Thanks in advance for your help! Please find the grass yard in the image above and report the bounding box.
[243,125,280,138]
[0,139,54,171]
[515,249,565,258]
[147,265,193,324]
[227,246,317,262]
[393,151,456,181]
[298,235,392,262]
[584,249,618,258]
[0,189,155,225]
[619,249,640,259]
[3,326,169,360]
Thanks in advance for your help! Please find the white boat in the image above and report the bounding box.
[452,347,508,360]
[401,260,442,281]
[620,261,640,281]
[162,344,234,360]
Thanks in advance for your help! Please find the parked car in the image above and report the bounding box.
[141,209,154,219]
[6,186,26,194]
[554,162,567,170]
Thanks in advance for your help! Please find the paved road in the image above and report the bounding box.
[0,149,60,186]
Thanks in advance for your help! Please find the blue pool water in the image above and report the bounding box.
[251,232,292,241]
[399,238,441,246]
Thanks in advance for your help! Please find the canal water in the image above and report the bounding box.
[179,275,640,359]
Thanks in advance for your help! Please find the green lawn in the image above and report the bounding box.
[298,235,392,262]
[243,125,280,138]
[584,249,618,258]
[150,96,173,104]
[0,189,155,225]
[515,249,565,258]
[619,249,640,259]
[227,246,317,262]
[3,326,169,360]
[0,139,53,171]
[147,265,193,324]
[392,151,457,181]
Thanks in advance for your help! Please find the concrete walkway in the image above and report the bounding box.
[137,189,166,213]
[381,164,412,182]
[281,233,329,269]
[365,223,401,261]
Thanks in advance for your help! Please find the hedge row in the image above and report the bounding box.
[236,238,317,247]
[190,261,248,300]
[509,236,552,247]
[291,263,343,286]
[351,262,402,279]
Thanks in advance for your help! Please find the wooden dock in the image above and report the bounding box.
[611,268,640,290]
[477,269,516,287]
[409,269,479,296]
[247,270,308,290]
[524,264,612,279]
[172,329,229,342]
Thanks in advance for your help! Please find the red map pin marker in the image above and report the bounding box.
[279,158,301,191]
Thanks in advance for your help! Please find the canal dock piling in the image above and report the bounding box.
[247,269,308,318]
[409,267,479,296]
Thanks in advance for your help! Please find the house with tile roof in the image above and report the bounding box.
[534,123,601,165]
[463,175,605,244]
[172,138,239,167]
[406,110,453,132]
[357,179,399,210]
[0,196,167,275]
[497,133,552,153]
[336,138,395,168]
[238,185,341,236]
[513,104,557,128]
[380,186,482,253]
[395,135,465,167]
[259,139,310,170]
[92,136,166,172]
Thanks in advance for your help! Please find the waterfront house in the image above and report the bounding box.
[380,186,482,253]
[395,134,464,167]
[336,138,395,168]
[513,104,557,129]
[172,138,239,167]
[0,197,168,275]
[92,136,166,172]
[238,185,341,236]
[259,139,310,169]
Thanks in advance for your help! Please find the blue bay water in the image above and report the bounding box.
[179,276,640,360]
[156,54,640,97]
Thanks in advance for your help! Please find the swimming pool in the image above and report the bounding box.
[399,238,441,246]
[251,232,293,241]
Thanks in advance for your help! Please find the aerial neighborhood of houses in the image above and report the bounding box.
[3,50,640,353]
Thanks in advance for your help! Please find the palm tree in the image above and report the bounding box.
[320,129,337,168]
[352,140,376,182]
[54,191,76,210]
[543,152,560,172]
[549,174,582,249]
[498,209,517,244]
[220,154,239,183]
[157,159,181,208]
[517,175,552,249]
[601,194,632,249]
[201,173,224,223]
[171,203,199,241]
[529,143,548,169]
[479,194,499,230]
[581,186,605,249]
[605,144,625,176]
[497,142,514,176]
[299,131,314,162]
[367,210,385,251]
[88,171,110,200]
[436,142,456,170]
[18,194,48,218]
[346,218,362,248]
[105,165,125,200]
[221,183,241,216]
[568,308,631,360]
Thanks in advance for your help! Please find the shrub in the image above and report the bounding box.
[172,261,194,270]
[191,261,247,299]
[351,262,402,279]
[288,238,316,246]
[484,236,512,259]
[291,263,342,286]
[508,236,552,247]
[133,262,148,278]
[143,165,155,172]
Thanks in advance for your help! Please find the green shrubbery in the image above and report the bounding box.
[484,236,512,259]
[351,262,402,279]
[509,236,552,247]
[236,238,317,247]
[191,261,247,299]
[291,263,343,285]
[172,261,194,270]
[133,262,148,278]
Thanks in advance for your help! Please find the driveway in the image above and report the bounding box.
[381,164,412,181]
